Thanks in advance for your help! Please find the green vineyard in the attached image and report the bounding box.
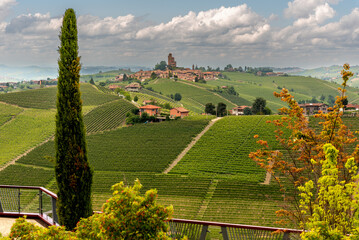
[84,99,136,133]
[170,116,282,182]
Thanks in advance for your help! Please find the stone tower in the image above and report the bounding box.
[168,53,176,68]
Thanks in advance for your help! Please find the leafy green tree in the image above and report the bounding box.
[217,102,227,116]
[151,71,157,80]
[55,8,93,230]
[134,96,138,102]
[89,77,95,85]
[154,61,167,71]
[205,103,216,115]
[243,107,252,115]
[252,97,266,114]
[174,93,182,101]
[224,64,233,71]
[123,73,128,81]
[300,144,359,239]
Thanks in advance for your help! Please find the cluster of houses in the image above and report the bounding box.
[129,68,220,82]
[139,104,190,119]
[128,53,220,82]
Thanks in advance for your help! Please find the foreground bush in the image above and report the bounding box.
[300,144,359,239]
[7,179,175,239]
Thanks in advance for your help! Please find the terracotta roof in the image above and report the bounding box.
[140,105,161,109]
[232,105,251,110]
[125,83,141,88]
[298,103,328,107]
[172,107,189,112]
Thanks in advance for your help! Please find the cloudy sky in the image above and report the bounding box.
[0,0,358,69]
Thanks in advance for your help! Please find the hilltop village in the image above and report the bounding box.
[129,53,221,82]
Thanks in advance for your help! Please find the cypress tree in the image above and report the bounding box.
[55,8,93,230]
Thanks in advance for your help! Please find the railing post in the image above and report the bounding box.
[38,190,43,215]
[283,232,290,240]
[221,226,229,240]
[18,188,21,213]
[52,197,58,224]
[199,224,208,240]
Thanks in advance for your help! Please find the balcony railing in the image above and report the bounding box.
[0,185,302,239]
[0,185,58,226]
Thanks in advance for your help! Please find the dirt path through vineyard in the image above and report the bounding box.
[163,117,222,174]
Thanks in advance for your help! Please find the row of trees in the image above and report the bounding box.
[204,102,227,116]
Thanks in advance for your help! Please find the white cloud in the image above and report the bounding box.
[284,0,339,19]
[135,5,270,46]
[5,13,61,35]
[0,0,16,21]
[78,14,136,38]
[0,3,358,67]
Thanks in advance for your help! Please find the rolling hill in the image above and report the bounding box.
[1,70,359,229]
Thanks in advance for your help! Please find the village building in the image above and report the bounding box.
[142,100,155,105]
[170,107,190,118]
[115,74,124,81]
[346,104,359,111]
[125,83,141,92]
[266,72,277,77]
[231,106,252,115]
[299,103,328,115]
[139,105,161,116]
[108,85,121,90]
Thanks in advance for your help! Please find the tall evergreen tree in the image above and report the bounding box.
[55,8,93,230]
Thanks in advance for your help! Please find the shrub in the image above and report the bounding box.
[8,180,175,240]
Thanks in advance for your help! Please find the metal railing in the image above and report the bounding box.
[168,219,302,240]
[0,185,58,226]
[0,185,302,239]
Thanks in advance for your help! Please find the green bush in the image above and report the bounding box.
[7,180,175,240]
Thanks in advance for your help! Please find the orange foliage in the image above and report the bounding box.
[249,64,356,226]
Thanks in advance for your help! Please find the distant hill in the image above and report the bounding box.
[289,65,359,87]
[0,65,151,82]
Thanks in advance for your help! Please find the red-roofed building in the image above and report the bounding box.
[170,107,189,118]
[139,105,161,116]
[231,106,252,115]
[299,103,328,115]
[346,104,359,111]
[108,85,121,90]
[125,83,141,92]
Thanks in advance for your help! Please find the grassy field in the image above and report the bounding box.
[0,84,119,109]
[206,72,359,112]
[80,69,132,83]
[146,79,237,113]
[130,92,182,109]
[0,102,23,126]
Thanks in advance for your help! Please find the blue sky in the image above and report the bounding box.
[0,0,359,68]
